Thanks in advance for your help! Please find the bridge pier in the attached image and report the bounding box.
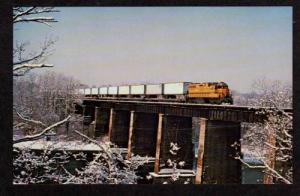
[151,116,241,184]
[200,120,241,184]
[110,110,159,157]
[127,111,134,159]
[154,115,194,172]
[128,112,158,158]
[110,110,130,148]
[194,118,206,184]
[94,107,110,137]
[82,105,95,125]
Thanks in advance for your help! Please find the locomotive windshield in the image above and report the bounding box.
[216,82,228,88]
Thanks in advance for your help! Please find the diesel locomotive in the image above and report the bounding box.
[77,81,233,104]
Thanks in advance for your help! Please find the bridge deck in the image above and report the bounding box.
[80,99,292,123]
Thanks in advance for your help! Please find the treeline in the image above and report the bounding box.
[232,78,292,108]
[13,71,87,136]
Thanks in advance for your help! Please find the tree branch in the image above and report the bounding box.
[13,7,36,21]
[14,17,58,27]
[13,63,53,74]
[13,7,59,26]
[73,130,112,160]
[14,109,47,128]
[13,115,71,144]
[261,160,292,184]
[72,130,113,179]
[234,156,266,169]
[268,100,293,120]
[14,49,47,65]
[13,122,27,129]
[13,38,56,76]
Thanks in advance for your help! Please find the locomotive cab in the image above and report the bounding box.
[215,82,233,104]
[187,82,233,104]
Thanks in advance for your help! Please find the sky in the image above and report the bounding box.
[14,7,293,93]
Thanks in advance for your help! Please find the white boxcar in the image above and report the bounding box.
[74,89,83,95]
[118,86,130,95]
[108,86,118,95]
[84,88,91,95]
[78,88,84,95]
[91,88,99,95]
[99,87,108,95]
[163,82,190,95]
[78,89,85,95]
[146,84,163,95]
[130,85,145,95]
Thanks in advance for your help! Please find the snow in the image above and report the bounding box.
[13,140,103,151]
[241,148,265,165]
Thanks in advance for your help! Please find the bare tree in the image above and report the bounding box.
[13,71,85,141]
[13,7,59,77]
[13,7,67,141]
[235,78,292,184]
[13,7,58,25]
[13,6,76,143]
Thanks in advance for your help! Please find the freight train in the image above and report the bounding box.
[76,82,233,104]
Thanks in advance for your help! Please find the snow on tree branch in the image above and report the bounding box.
[13,115,71,144]
[13,7,59,26]
[73,130,113,160]
[13,7,58,76]
[14,17,58,27]
[14,107,47,128]
[13,37,57,76]
[14,37,56,64]
[13,64,53,72]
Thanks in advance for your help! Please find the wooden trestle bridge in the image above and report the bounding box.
[74,99,292,184]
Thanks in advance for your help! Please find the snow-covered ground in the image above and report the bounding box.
[13,140,128,152]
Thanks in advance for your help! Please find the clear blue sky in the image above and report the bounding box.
[14,7,292,93]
